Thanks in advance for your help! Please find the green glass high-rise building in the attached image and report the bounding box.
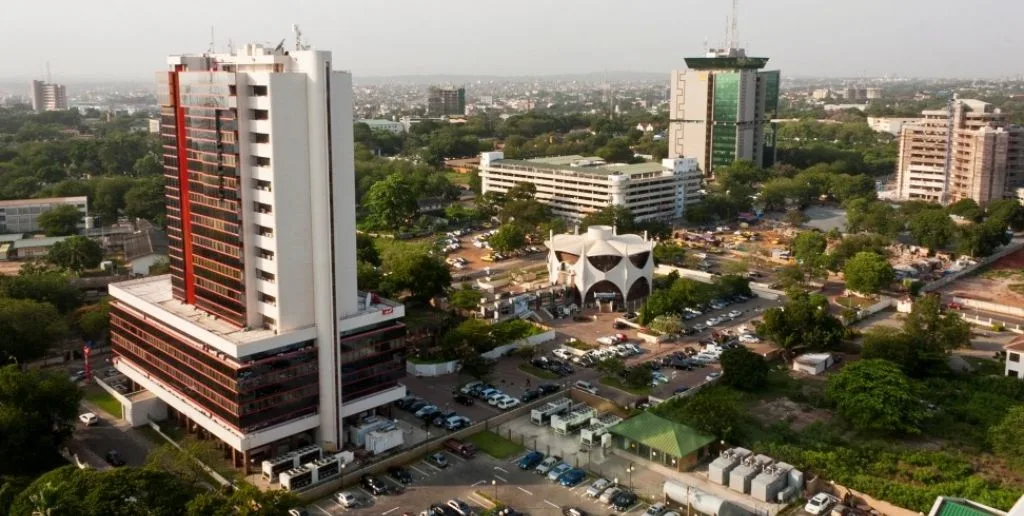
[668,48,780,176]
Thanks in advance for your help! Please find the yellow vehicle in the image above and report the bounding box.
[481,254,495,262]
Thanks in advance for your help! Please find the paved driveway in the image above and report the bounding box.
[73,400,156,469]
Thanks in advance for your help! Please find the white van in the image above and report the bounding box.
[574,380,598,395]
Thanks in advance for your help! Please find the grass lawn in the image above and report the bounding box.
[84,385,122,417]
[565,339,597,351]
[599,376,651,396]
[466,431,524,459]
[517,363,559,380]
[372,236,432,256]
[834,295,877,309]
[445,171,471,186]
[961,355,1005,376]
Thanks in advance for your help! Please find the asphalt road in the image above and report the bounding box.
[73,400,155,469]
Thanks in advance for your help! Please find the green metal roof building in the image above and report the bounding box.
[928,497,1020,516]
[607,412,716,471]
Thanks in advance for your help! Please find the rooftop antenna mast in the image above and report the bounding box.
[208,26,215,54]
[292,24,310,51]
[46,61,51,83]
[727,0,739,50]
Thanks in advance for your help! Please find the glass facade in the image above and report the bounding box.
[340,322,408,401]
[110,304,319,433]
[161,70,247,327]
[711,73,740,169]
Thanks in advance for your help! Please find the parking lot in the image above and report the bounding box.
[307,446,655,516]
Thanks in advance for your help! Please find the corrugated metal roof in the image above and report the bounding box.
[935,499,1002,516]
[608,412,714,457]
[11,236,70,249]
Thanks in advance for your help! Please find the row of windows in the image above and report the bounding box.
[191,212,239,234]
[192,234,241,258]
[193,292,246,327]
[193,264,243,294]
[195,275,243,301]
[193,254,242,281]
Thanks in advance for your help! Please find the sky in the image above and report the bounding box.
[2,0,1023,82]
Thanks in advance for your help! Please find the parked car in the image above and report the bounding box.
[705,372,721,382]
[454,393,475,406]
[535,456,561,475]
[444,438,476,458]
[497,397,520,410]
[558,468,586,487]
[585,478,611,497]
[428,452,449,468]
[387,466,412,484]
[562,507,587,516]
[396,395,420,409]
[612,491,638,511]
[445,415,472,431]
[804,493,838,515]
[727,310,742,319]
[646,502,667,516]
[574,380,598,395]
[599,487,623,504]
[459,381,483,395]
[333,491,358,508]
[79,412,99,426]
[518,451,544,470]
[407,400,428,413]
[538,383,560,395]
[446,499,473,516]
[69,370,86,382]
[552,348,573,360]
[547,463,572,481]
[417,405,441,419]
[361,474,390,496]
[430,503,458,516]
[520,389,540,402]
[432,410,457,427]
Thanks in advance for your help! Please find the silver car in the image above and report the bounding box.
[586,478,611,497]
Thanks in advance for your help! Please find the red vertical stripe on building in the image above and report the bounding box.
[171,68,196,304]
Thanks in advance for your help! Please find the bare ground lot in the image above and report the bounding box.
[943,247,1024,307]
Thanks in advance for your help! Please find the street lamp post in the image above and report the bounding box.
[492,479,497,502]
[627,464,635,490]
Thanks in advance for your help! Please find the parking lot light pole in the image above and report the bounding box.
[627,464,635,490]
[492,479,497,502]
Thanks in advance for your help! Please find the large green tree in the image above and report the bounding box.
[908,209,955,251]
[843,251,894,294]
[46,235,103,273]
[826,359,925,435]
[9,466,200,516]
[380,251,451,303]
[758,291,844,356]
[0,298,68,363]
[185,482,301,516]
[123,176,166,226]
[0,271,83,314]
[0,367,81,477]
[355,233,381,266]
[720,346,769,391]
[845,198,902,236]
[653,242,687,266]
[36,204,82,236]
[363,173,418,230]
[488,223,527,253]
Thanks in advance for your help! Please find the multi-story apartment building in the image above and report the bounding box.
[895,98,1024,205]
[0,196,87,234]
[427,86,465,116]
[479,152,701,222]
[30,80,68,112]
[668,47,780,176]
[107,42,407,467]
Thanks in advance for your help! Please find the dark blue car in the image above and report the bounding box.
[558,468,586,487]
[518,451,544,470]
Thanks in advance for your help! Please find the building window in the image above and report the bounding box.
[250,85,268,96]
[258,292,277,306]
[250,132,269,144]
[253,179,272,192]
[256,248,275,260]
[1009,370,1019,378]
[252,156,270,167]
[254,202,272,214]
[255,225,273,238]
[1011,353,1021,363]
[250,109,269,121]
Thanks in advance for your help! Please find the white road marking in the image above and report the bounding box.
[409,464,430,476]
[472,480,486,486]
[517,487,532,495]
[382,508,400,515]
[314,503,332,515]
[356,487,375,499]
[493,466,508,473]
[545,500,560,509]
[494,474,507,482]
[422,461,443,472]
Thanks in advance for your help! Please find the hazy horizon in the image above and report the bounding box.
[3,0,1023,82]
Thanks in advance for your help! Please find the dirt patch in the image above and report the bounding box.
[750,397,832,431]
[945,248,1024,307]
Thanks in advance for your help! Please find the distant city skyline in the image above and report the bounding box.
[3,0,1023,81]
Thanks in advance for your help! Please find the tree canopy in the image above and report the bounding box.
[843,251,894,294]
[46,236,103,273]
[488,223,527,253]
[0,366,81,478]
[719,346,769,391]
[0,298,69,363]
[36,205,82,236]
[758,291,844,355]
[826,359,925,435]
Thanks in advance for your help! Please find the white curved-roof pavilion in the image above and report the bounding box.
[545,225,654,311]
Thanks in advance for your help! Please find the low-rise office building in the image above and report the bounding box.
[0,196,88,234]
[479,152,701,222]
